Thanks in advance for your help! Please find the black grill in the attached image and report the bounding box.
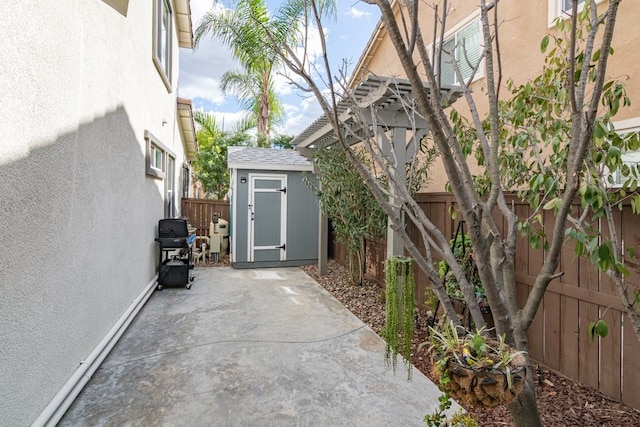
[155,218,194,290]
[158,218,189,238]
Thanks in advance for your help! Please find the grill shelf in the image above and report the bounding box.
[155,219,195,290]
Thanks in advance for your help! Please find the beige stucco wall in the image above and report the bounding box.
[356,0,640,192]
[0,1,189,424]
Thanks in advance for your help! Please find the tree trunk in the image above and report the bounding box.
[507,376,542,427]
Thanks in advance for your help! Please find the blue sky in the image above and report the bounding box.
[178,0,380,137]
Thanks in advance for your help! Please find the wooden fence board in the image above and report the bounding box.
[559,295,580,380]
[578,301,600,389]
[527,285,545,362]
[622,205,640,286]
[543,291,561,371]
[623,313,640,409]
[328,192,639,408]
[600,308,622,400]
[181,198,230,237]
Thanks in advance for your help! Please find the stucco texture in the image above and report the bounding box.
[0,1,189,425]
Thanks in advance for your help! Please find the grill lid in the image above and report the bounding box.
[158,219,189,238]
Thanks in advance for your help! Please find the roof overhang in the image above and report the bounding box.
[174,0,194,49]
[227,162,314,172]
[291,74,463,151]
[349,0,398,86]
[227,147,314,172]
[177,98,198,161]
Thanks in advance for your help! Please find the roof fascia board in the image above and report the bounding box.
[228,162,314,172]
[174,0,194,49]
[348,0,399,88]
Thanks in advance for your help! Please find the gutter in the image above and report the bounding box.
[32,275,158,427]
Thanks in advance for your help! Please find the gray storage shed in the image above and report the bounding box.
[228,147,319,268]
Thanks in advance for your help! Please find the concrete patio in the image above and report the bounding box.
[59,266,456,426]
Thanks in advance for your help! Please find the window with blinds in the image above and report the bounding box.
[439,19,482,86]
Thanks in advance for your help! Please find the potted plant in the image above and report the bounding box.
[421,321,527,409]
[438,231,492,327]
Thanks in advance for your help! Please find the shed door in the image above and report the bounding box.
[248,174,287,262]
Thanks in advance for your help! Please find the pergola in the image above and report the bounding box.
[291,74,463,275]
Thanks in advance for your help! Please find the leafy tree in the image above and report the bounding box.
[309,140,436,284]
[308,146,387,284]
[269,133,295,150]
[193,110,252,199]
[253,1,637,426]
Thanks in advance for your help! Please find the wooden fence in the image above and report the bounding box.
[332,192,640,409]
[181,198,230,237]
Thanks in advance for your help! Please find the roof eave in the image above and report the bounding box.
[177,97,198,161]
[174,0,194,49]
[227,162,314,172]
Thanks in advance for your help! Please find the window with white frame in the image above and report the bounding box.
[562,0,585,13]
[145,130,171,179]
[605,119,640,187]
[153,0,173,91]
[182,164,190,198]
[166,155,175,217]
[610,151,640,187]
[549,0,602,26]
[439,18,483,87]
[150,144,164,171]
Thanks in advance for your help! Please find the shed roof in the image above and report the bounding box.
[227,147,313,172]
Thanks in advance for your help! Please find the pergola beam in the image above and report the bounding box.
[293,75,463,275]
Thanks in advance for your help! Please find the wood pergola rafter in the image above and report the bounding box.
[292,74,463,274]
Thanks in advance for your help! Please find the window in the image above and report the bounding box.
[439,18,483,86]
[610,151,640,187]
[182,164,190,198]
[145,130,172,179]
[549,0,600,26]
[562,0,584,13]
[150,145,164,171]
[607,119,640,188]
[153,0,173,91]
[166,155,175,217]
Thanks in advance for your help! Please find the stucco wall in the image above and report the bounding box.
[0,1,188,424]
[357,0,640,192]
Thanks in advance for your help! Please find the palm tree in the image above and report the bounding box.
[219,68,284,147]
[195,0,285,147]
[195,0,336,147]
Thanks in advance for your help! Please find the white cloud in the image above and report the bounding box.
[345,7,370,19]
[179,0,377,138]
[275,91,329,136]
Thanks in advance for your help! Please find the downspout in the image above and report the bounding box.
[32,275,158,427]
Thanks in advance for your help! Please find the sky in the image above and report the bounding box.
[178,0,380,137]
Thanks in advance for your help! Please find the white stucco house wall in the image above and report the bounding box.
[0,1,197,425]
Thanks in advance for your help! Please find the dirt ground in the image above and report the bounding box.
[300,259,640,427]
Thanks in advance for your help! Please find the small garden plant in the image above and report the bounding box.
[420,321,527,409]
[437,231,487,312]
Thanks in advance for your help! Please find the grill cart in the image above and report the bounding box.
[155,218,195,290]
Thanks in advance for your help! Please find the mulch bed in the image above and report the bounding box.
[301,259,640,427]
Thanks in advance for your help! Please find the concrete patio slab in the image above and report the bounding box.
[59,267,458,426]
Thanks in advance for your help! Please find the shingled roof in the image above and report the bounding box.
[227,147,313,172]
